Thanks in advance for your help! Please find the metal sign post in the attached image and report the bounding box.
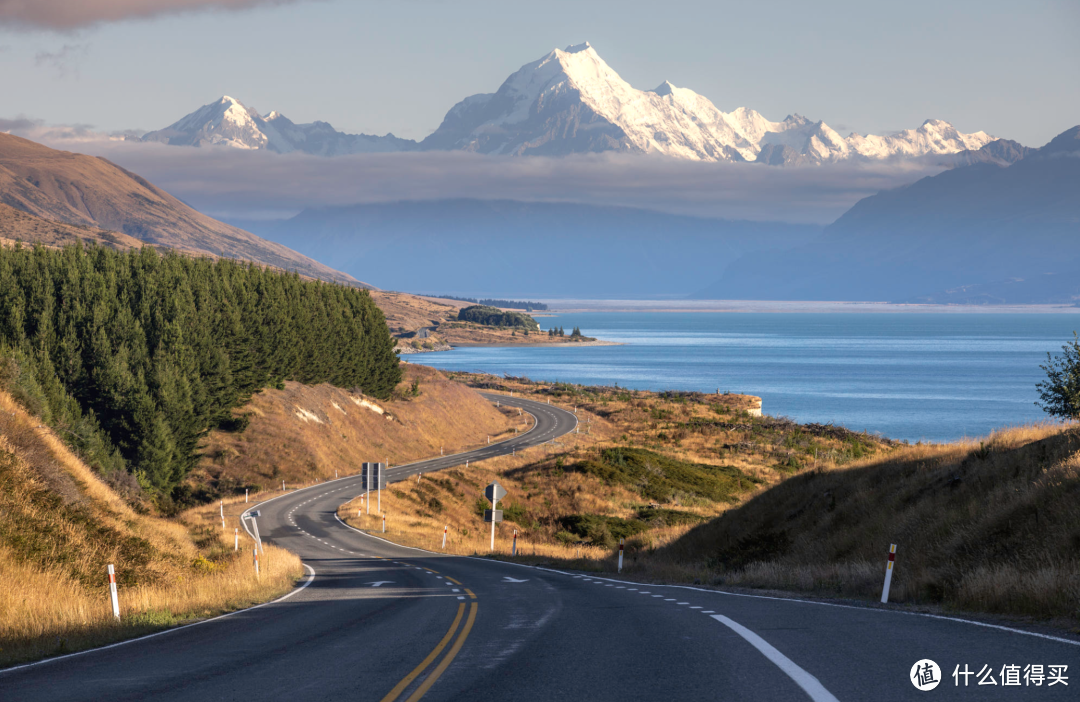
[245,510,264,553]
[484,481,507,551]
[362,462,387,515]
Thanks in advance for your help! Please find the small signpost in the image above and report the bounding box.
[245,510,264,553]
[484,481,507,551]
[361,462,386,515]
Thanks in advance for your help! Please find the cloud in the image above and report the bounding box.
[34,43,89,76]
[0,0,305,30]
[6,123,943,224]
[0,116,43,132]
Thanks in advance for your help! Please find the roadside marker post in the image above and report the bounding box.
[382,514,386,533]
[618,538,625,573]
[253,547,260,578]
[282,480,285,492]
[484,481,507,552]
[107,564,120,621]
[512,529,518,557]
[247,510,264,554]
[442,525,447,549]
[880,544,897,603]
[245,488,248,503]
[234,528,239,551]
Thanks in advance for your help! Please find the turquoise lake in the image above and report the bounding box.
[414,312,1080,443]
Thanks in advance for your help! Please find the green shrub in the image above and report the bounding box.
[457,305,539,330]
[573,447,761,504]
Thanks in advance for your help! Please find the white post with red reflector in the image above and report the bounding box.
[253,547,260,578]
[442,525,447,549]
[512,529,518,557]
[881,544,897,603]
[234,528,238,551]
[618,538,625,573]
[107,564,120,620]
[382,514,386,533]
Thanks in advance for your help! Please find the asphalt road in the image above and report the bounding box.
[3,394,1077,701]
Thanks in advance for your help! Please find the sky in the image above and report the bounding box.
[1,0,1078,147]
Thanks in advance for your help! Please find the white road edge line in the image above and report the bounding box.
[712,614,839,702]
[0,564,316,675]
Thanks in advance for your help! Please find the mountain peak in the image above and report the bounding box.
[1038,125,1080,156]
[651,80,676,96]
[563,41,593,54]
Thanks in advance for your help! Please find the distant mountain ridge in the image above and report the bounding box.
[693,125,1080,303]
[142,96,415,156]
[229,199,821,298]
[143,43,999,165]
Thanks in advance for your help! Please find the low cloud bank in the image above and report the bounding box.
[7,123,941,224]
[0,0,303,30]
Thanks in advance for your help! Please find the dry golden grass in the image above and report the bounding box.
[0,390,302,667]
[648,422,1080,625]
[189,364,518,499]
[331,376,851,571]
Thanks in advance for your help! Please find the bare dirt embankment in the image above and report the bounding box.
[0,390,301,668]
[187,364,518,498]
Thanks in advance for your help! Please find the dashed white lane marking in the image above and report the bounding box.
[690,606,703,609]
[712,615,840,702]
[677,602,690,605]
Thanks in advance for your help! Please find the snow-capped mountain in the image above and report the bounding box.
[143,46,997,165]
[422,42,996,164]
[142,96,416,155]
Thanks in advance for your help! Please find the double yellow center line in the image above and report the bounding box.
[379,571,478,702]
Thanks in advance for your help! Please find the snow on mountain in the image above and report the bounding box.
[144,46,998,166]
[422,42,997,165]
[142,96,416,155]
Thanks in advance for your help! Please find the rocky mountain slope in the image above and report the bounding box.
[0,133,364,285]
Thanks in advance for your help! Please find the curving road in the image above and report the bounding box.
[2,394,1078,701]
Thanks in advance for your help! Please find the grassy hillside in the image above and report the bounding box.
[0,203,146,251]
[336,376,889,564]
[186,364,518,500]
[652,424,1080,623]
[0,133,361,285]
[0,388,301,667]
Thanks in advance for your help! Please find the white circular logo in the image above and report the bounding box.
[911,659,941,691]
